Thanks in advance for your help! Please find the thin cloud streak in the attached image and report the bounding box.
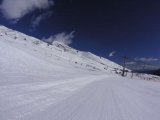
[135,57,159,62]
[31,11,53,29]
[109,51,116,57]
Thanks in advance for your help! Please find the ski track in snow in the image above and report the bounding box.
[0,76,160,120]
[28,77,160,120]
[0,75,108,120]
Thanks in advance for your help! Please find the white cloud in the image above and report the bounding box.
[131,64,159,71]
[126,62,136,65]
[135,57,159,62]
[31,11,53,29]
[142,64,159,70]
[109,51,116,57]
[43,31,75,45]
[126,62,159,71]
[0,0,54,20]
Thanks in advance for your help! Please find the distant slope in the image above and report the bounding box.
[0,25,123,75]
[136,69,160,77]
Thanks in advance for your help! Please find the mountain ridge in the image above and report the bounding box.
[0,25,124,75]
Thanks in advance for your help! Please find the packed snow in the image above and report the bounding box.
[0,25,160,120]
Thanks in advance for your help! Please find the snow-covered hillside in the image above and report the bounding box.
[0,25,160,120]
[0,25,123,74]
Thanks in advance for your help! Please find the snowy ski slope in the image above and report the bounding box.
[0,25,160,120]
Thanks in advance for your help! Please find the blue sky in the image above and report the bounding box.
[0,0,160,70]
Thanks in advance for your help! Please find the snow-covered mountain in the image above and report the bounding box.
[0,25,123,77]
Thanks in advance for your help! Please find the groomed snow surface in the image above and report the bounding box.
[0,25,160,120]
[1,75,160,120]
